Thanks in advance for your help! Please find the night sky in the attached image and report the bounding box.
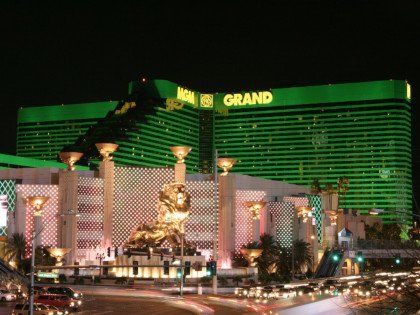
[1,1,419,214]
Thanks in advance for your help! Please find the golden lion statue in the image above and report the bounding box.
[126,182,191,248]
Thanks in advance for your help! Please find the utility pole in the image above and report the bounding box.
[180,230,184,297]
[291,207,297,282]
[29,230,36,315]
[212,149,218,294]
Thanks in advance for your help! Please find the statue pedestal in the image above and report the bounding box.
[174,163,186,183]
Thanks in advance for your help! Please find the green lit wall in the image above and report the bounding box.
[112,104,200,173]
[17,101,118,160]
[213,80,411,224]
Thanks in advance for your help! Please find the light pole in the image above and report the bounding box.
[180,228,184,297]
[24,196,49,315]
[27,208,79,315]
[96,253,105,277]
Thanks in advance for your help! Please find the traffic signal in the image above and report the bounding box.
[209,260,217,276]
[356,251,364,263]
[394,255,401,265]
[115,247,118,257]
[107,247,111,257]
[185,261,191,276]
[163,261,170,275]
[74,261,79,276]
[332,254,339,262]
[206,261,211,276]
[176,267,182,278]
[133,261,139,276]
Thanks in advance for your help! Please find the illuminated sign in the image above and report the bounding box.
[200,94,213,108]
[223,91,273,106]
[177,87,195,105]
[37,272,58,279]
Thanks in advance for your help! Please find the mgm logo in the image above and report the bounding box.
[200,94,213,108]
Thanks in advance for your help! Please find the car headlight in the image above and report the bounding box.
[77,300,82,305]
[48,312,54,315]
[74,293,79,298]
[70,302,75,307]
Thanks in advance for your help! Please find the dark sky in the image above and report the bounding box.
[1,1,419,211]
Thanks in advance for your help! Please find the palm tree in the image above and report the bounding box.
[252,234,279,283]
[4,233,26,270]
[293,239,312,274]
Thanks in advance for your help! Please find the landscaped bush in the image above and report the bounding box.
[58,274,67,284]
[115,277,128,285]
[73,277,84,285]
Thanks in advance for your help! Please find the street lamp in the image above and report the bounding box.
[27,208,78,315]
[24,195,49,315]
[96,253,105,276]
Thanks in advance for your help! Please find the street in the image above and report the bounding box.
[0,285,357,315]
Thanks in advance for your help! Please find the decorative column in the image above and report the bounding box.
[170,146,191,184]
[24,196,49,248]
[244,201,266,242]
[169,146,191,298]
[58,151,83,265]
[216,157,237,267]
[96,143,118,249]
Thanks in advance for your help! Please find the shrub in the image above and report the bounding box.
[218,276,228,286]
[115,277,128,285]
[200,276,212,285]
[58,274,67,284]
[73,277,84,285]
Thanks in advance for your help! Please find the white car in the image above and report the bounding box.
[0,290,17,301]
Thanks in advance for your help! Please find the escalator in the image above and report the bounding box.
[314,249,343,278]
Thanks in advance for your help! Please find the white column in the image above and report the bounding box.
[58,170,78,264]
[99,160,115,248]
[174,163,186,184]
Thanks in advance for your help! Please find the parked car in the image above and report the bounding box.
[45,287,83,300]
[35,294,82,311]
[12,303,64,315]
[0,290,17,301]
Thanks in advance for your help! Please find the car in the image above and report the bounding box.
[0,289,17,301]
[35,294,82,311]
[260,286,275,299]
[277,288,297,299]
[45,287,83,300]
[12,303,64,315]
[299,286,316,295]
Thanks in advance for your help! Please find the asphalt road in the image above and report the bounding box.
[0,285,369,315]
[0,295,242,315]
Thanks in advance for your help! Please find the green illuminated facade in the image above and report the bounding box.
[15,79,412,224]
[17,101,118,160]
